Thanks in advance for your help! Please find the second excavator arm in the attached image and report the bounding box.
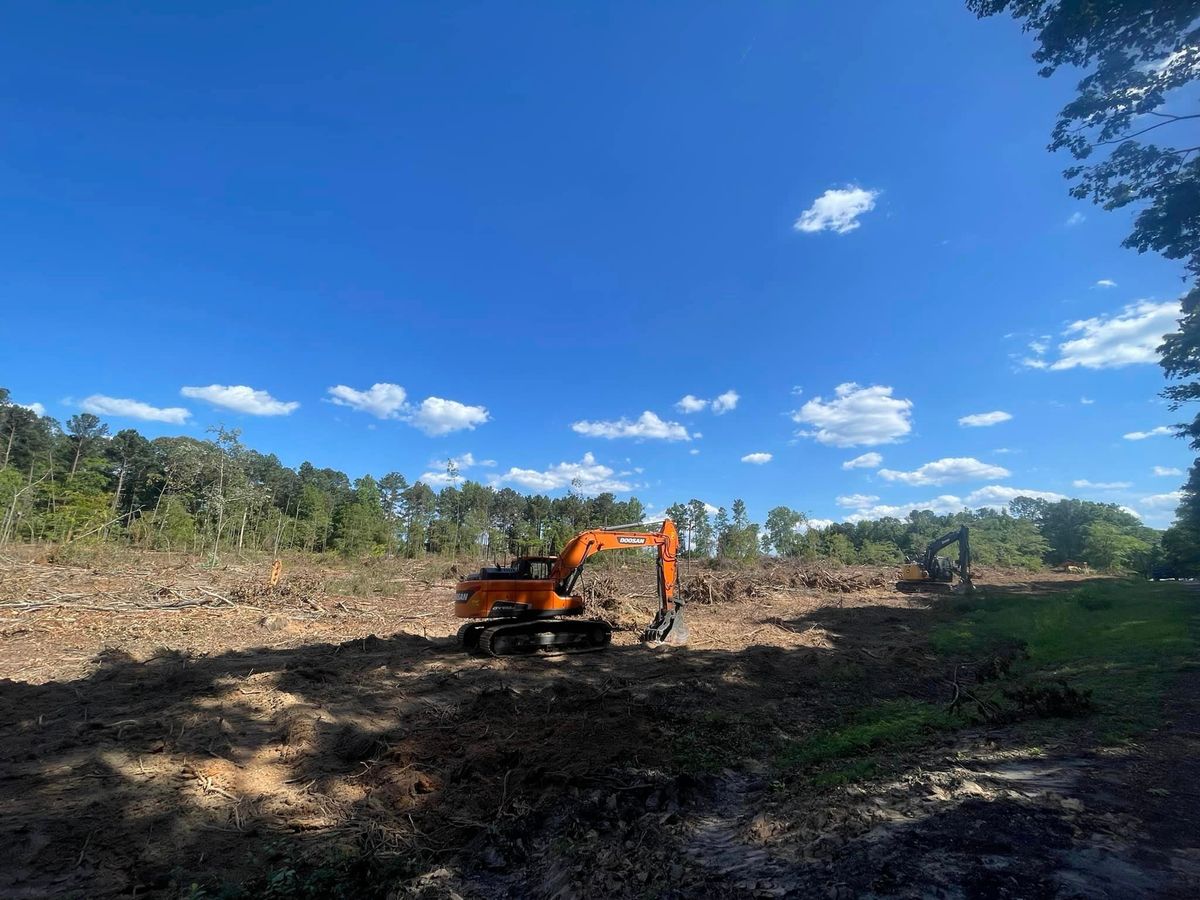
[922,525,972,588]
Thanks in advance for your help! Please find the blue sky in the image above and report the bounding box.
[1,2,1192,527]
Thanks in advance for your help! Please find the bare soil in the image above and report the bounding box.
[0,550,1195,898]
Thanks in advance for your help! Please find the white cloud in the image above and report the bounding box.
[479,458,497,468]
[1027,300,1180,371]
[327,383,408,419]
[1141,490,1183,510]
[689,448,701,455]
[993,447,1018,454]
[1124,425,1175,440]
[1073,479,1133,490]
[181,384,299,416]
[1066,211,1086,226]
[18,402,46,416]
[410,397,490,436]
[1080,397,1095,405]
[958,410,1012,428]
[741,452,773,465]
[1153,466,1183,477]
[845,495,967,520]
[794,186,879,235]
[804,518,835,531]
[571,410,691,441]
[837,493,879,508]
[843,484,1067,522]
[326,383,488,435]
[417,470,464,488]
[965,485,1067,506]
[842,451,883,470]
[1095,279,1117,288]
[1121,506,1143,520]
[82,394,191,424]
[711,390,739,415]
[676,389,739,415]
[492,452,632,495]
[792,383,913,447]
[418,452,488,486]
[878,457,1010,487]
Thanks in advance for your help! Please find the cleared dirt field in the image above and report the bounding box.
[1,550,1197,898]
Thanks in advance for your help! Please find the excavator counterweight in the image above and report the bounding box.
[453,519,687,657]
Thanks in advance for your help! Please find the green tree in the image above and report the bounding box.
[664,502,692,551]
[763,505,806,557]
[379,472,409,555]
[974,1,1200,539]
[106,429,153,525]
[0,391,55,472]
[971,2,1199,292]
[65,413,109,477]
[687,499,714,557]
[717,499,759,561]
[1082,520,1153,572]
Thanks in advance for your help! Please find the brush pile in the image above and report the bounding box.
[0,554,330,616]
[678,564,890,605]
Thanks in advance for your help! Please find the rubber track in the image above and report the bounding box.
[478,619,611,657]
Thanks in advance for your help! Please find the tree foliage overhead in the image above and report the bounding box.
[970,1,1200,286]
[971,2,1200,571]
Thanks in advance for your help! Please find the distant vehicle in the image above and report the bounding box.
[897,526,973,593]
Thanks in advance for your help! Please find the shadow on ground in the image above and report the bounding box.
[1,578,1194,898]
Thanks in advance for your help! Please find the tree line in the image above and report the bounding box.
[0,388,1165,572]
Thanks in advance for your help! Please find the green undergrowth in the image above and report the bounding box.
[778,580,1199,785]
[179,839,399,900]
[933,579,1198,741]
[776,699,958,785]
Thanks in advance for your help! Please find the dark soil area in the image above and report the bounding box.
[0,552,1196,898]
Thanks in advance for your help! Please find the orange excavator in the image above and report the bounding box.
[453,519,687,656]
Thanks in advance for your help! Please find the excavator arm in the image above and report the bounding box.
[921,525,972,589]
[551,520,687,645]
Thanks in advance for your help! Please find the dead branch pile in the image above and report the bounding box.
[775,566,890,593]
[678,565,889,605]
[228,573,327,610]
[678,572,767,605]
[0,557,331,616]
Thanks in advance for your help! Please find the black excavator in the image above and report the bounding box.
[897,525,973,593]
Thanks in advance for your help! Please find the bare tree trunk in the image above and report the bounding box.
[47,450,56,518]
[70,440,83,477]
[237,505,248,554]
[3,423,14,468]
[274,499,291,557]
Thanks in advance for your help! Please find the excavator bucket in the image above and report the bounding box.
[642,606,689,647]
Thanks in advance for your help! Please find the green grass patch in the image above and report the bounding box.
[932,579,1199,741]
[777,580,1199,787]
[777,699,957,785]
